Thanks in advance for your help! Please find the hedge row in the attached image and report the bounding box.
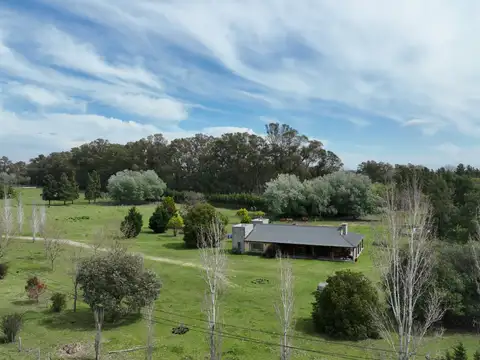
[164,189,266,210]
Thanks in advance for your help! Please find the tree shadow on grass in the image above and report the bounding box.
[40,308,142,331]
[163,242,189,250]
[11,299,38,306]
[295,317,317,336]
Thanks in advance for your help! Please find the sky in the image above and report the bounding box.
[1,1,480,169]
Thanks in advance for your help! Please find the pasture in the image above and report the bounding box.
[0,188,478,359]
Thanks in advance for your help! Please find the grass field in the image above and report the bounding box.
[0,188,479,359]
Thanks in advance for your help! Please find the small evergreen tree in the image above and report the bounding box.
[453,343,468,360]
[148,205,170,234]
[473,349,480,360]
[42,174,58,206]
[162,196,177,217]
[58,173,74,205]
[121,207,143,238]
[85,170,101,203]
[70,171,80,204]
[167,213,184,236]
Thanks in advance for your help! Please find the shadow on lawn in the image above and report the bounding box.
[40,308,142,331]
[295,317,317,336]
[163,242,189,250]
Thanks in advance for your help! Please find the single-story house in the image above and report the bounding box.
[232,219,364,261]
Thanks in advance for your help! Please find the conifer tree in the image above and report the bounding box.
[85,170,101,203]
[70,171,80,204]
[58,172,74,205]
[42,174,58,206]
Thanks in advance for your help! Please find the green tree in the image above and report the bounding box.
[473,349,480,360]
[0,185,15,199]
[121,207,143,238]
[235,208,249,219]
[77,248,161,321]
[240,213,251,224]
[148,205,170,234]
[58,172,74,205]
[452,343,468,360]
[107,170,166,203]
[70,171,80,204]
[167,213,184,236]
[85,170,101,203]
[183,203,228,248]
[312,270,380,340]
[42,174,58,206]
[162,196,177,217]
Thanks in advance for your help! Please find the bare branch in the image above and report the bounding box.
[17,194,23,234]
[199,217,228,360]
[144,301,155,360]
[69,247,84,312]
[274,251,295,360]
[94,306,104,360]
[39,205,47,236]
[371,180,445,360]
[43,226,64,271]
[0,192,14,260]
[31,203,40,242]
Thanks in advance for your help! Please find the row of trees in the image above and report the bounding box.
[264,172,378,218]
[4,123,343,194]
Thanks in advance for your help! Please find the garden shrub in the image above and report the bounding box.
[77,248,161,321]
[25,276,46,303]
[167,213,184,236]
[0,263,8,279]
[121,206,143,238]
[148,205,170,234]
[50,292,67,312]
[312,270,380,340]
[1,313,22,343]
[183,203,228,248]
[236,208,249,219]
[162,196,177,217]
[0,185,16,199]
[251,211,266,218]
[240,214,251,224]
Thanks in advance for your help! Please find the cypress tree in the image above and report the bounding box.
[42,174,58,206]
[70,171,80,204]
[58,173,73,205]
[85,170,101,203]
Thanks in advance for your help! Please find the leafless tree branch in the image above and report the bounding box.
[199,217,228,360]
[371,180,444,360]
[43,227,64,271]
[274,251,295,360]
[0,192,14,260]
[17,194,23,234]
[31,203,40,242]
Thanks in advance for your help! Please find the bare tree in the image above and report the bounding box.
[16,194,23,234]
[0,193,14,260]
[31,203,40,242]
[94,306,104,360]
[43,227,64,271]
[144,301,155,360]
[372,181,444,360]
[199,218,228,360]
[274,252,295,360]
[69,247,84,312]
[39,205,47,235]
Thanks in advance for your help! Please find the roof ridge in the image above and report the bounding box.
[339,234,356,247]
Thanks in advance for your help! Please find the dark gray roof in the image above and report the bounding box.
[245,224,364,248]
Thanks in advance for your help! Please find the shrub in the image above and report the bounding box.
[236,208,249,219]
[167,213,184,236]
[240,214,251,224]
[148,205,170,234]
[50,292,67,312]
[184,191,206,207]
[0,185,16,199]
[162,196,177,217]
[121,207,143,238]
[312,270,379,340]
[183,203,228,248]
[25,276,46,303]
[77,248,161,321]
[0,263,8,279]
[107,170,166,203]
[1,313,22,343]
[251,211,266,218]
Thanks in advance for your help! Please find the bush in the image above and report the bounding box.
[121,207,143,238]
[236,208,249,219]
[25,276,46,303]
[240,214,251,224]
[50,292,67,312]
[167,213,184,236]
[183,203,228,248]
[0,185,16,199]
[107,170,166,203]
[77,248,161,321]
[162,196,177,217]
[251,211,266,218]
[312,270,379,340]
[148,205,170,234]
[1,313,22,343]
[0,263,8,279]
[184,191,206,207]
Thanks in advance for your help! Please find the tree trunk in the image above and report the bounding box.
[174,228,177,237]
[64,200,66,205]
[73,283,78,312]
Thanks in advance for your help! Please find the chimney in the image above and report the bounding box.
[340,223,348,235]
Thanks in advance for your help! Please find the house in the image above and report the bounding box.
[232,219,365,261]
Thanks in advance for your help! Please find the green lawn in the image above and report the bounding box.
[0,188,479,359]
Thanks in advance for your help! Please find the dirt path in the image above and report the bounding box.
[13,236,235,286]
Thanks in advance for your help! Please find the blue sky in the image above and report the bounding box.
[1,0,479,169]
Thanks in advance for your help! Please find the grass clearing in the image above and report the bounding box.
[0,188,479,359]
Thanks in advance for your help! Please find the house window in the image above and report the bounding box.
[249,242,264,253]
